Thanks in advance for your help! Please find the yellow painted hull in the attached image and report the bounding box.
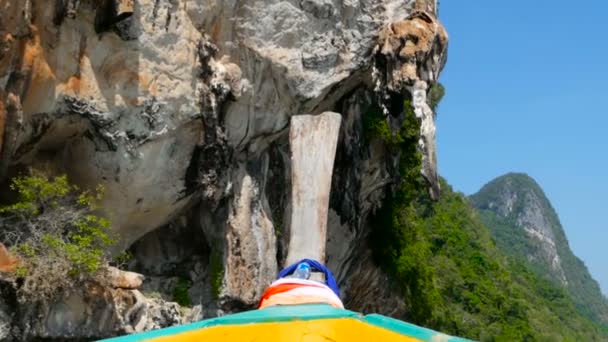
[144,318,421,342]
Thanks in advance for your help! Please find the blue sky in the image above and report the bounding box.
[436,0,607,296]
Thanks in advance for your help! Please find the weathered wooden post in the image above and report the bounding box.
[285,112,342,267]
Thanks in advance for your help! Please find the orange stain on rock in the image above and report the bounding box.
[139,73,158,96]
[20,25,58,113]
[148,82,158,97]
[4,33,13,44]
[0,243,18,273]
[0,33,17,77]
[0,99,6,154]
[65,75,82,94]
[211,20,223,43]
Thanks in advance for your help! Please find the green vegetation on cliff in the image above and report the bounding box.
[366,98,606,340]
[428,83,446,112]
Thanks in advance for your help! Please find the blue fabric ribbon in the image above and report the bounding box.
[277,258,340,298]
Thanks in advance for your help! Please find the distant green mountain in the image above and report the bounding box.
[370,177,606,341]
[470,172,608,329]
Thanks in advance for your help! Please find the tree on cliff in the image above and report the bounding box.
[0,173,116,302]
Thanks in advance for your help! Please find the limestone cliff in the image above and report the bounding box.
[0,0,447,340]
[471,174,569,284]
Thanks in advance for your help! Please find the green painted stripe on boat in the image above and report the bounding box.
[99,304,360,342]
[364,314,474,342]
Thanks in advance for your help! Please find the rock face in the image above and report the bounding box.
[0,276,186,341]
[0,0,245,251]
[0,0,448,339]
[223,167,278,306]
